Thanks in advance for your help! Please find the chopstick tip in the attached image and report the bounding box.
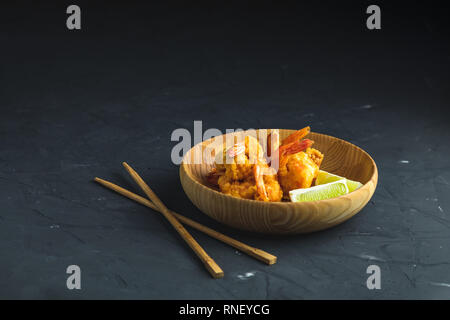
[93,177,107,185]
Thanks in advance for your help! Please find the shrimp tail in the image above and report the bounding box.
[271,138,314,169]
[281,126,310,146]
[254,164,269,201]
[267,130,280,158]
[280,138,314,158]
[206,168,220,185]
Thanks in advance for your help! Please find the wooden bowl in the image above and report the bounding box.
[179,129,378,234]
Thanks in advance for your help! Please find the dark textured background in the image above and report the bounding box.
[1,1,449,299]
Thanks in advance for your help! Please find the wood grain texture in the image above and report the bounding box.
[94,177,277,265]
[180,130,378,234]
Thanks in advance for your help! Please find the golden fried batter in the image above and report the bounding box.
[278,151,319,197]
[306,147,324,167]
[208,127,324,202]
[214,135,282,202]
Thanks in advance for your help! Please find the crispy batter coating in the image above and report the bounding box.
[209,129,324,202]
[215,136,283,202]
[278,151,319,197]
[215,136,264,179]
[306,147,324,167]
[217,177,257,200]
[217,170,283,202]
[259,173,283,202]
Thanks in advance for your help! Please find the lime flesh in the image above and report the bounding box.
[315,170,363,193]
[289,179,349,202]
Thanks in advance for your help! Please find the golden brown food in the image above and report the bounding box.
[254,165,283,202]
[211,136,283,202]
[278,151,319,196]
[217,167,282,202]
[271,128,324,198]
[216,179,257,200]
[215,135,264,179]
[208,126,324,202]
[306,147,324,167]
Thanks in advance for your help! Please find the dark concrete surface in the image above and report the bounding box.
[1,1,449,299]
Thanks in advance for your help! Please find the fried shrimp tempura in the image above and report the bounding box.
[278,151,319,197]
[306,147,324,167]
[274,129,324,198]
[207,127,324,202]
[213,135,283,202]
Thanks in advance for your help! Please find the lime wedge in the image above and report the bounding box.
[345,179,363,193]
[289,179,349,202]
[315,170,363,193]
[315,170,343,184]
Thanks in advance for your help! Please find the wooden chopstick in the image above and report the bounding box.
[121,162,224,278]
[94,177,277,265]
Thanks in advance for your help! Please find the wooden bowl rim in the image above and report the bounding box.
[180,130,378,207]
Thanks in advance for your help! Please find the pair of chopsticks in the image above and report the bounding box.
[94,162,276,279]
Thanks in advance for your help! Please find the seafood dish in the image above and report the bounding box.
[207,126,326,202]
